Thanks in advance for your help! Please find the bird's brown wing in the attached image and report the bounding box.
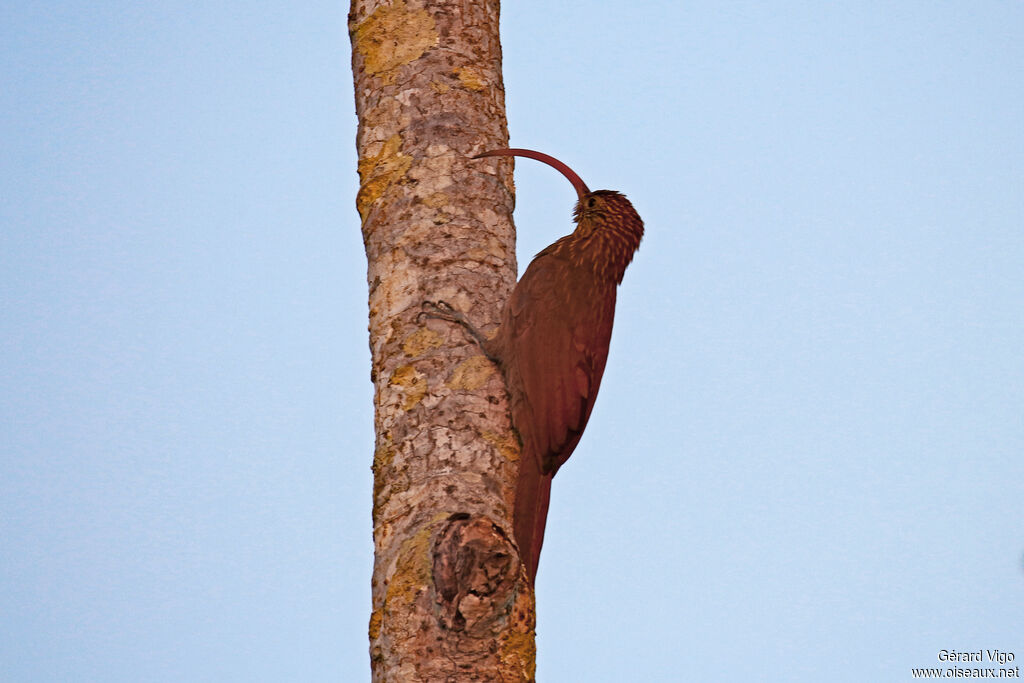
[500,252,617,583]
[502,253,616,476]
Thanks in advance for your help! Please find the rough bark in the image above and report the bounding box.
[348,0,535,679]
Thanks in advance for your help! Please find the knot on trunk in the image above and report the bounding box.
[433,513,519,634]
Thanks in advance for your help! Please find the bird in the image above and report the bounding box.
[422,148,644,584]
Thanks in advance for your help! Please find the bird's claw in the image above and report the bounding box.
[418,299,493,354]
[418,300,457,323]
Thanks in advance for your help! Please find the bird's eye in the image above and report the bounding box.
[586,197,596,208]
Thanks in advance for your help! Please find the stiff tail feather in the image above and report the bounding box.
[513,449,553,584]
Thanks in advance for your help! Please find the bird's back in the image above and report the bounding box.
[487,246,618,581]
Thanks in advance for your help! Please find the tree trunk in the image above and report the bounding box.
[348,0,536,679]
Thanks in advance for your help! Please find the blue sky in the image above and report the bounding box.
[2,1,1021,680]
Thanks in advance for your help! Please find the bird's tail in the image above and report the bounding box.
[513,449,552,585]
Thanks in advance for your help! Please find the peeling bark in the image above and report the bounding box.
[349,0,536,679]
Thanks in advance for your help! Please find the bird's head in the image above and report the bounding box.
[572,189,642,237]
[473,148,644,280]
[473,148,642,236]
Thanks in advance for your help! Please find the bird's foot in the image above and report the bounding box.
[418,300,496,360]
[418,300,464,325]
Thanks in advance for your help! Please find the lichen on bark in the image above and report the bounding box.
[350,0,536,679]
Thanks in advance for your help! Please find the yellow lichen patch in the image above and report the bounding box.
[371,439,396,513]
[389,364,427,410]
[357,134,413,221]
[384,514,447,614]
[402,327,443,357]
[384,530,431,614]
[353,0,438,84]
[447,355,495,390]
[422,191,450,208]
[500,626,537,678]
[373,438,395,471]
[499,588,537,677]
[454,66,487,91]
[368,608,383,641]
[430,79,450,94]
[466,234,508,263]
[423,191,453,225]
[482,429,520,463]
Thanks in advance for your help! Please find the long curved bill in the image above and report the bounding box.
[473,148,590,200]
